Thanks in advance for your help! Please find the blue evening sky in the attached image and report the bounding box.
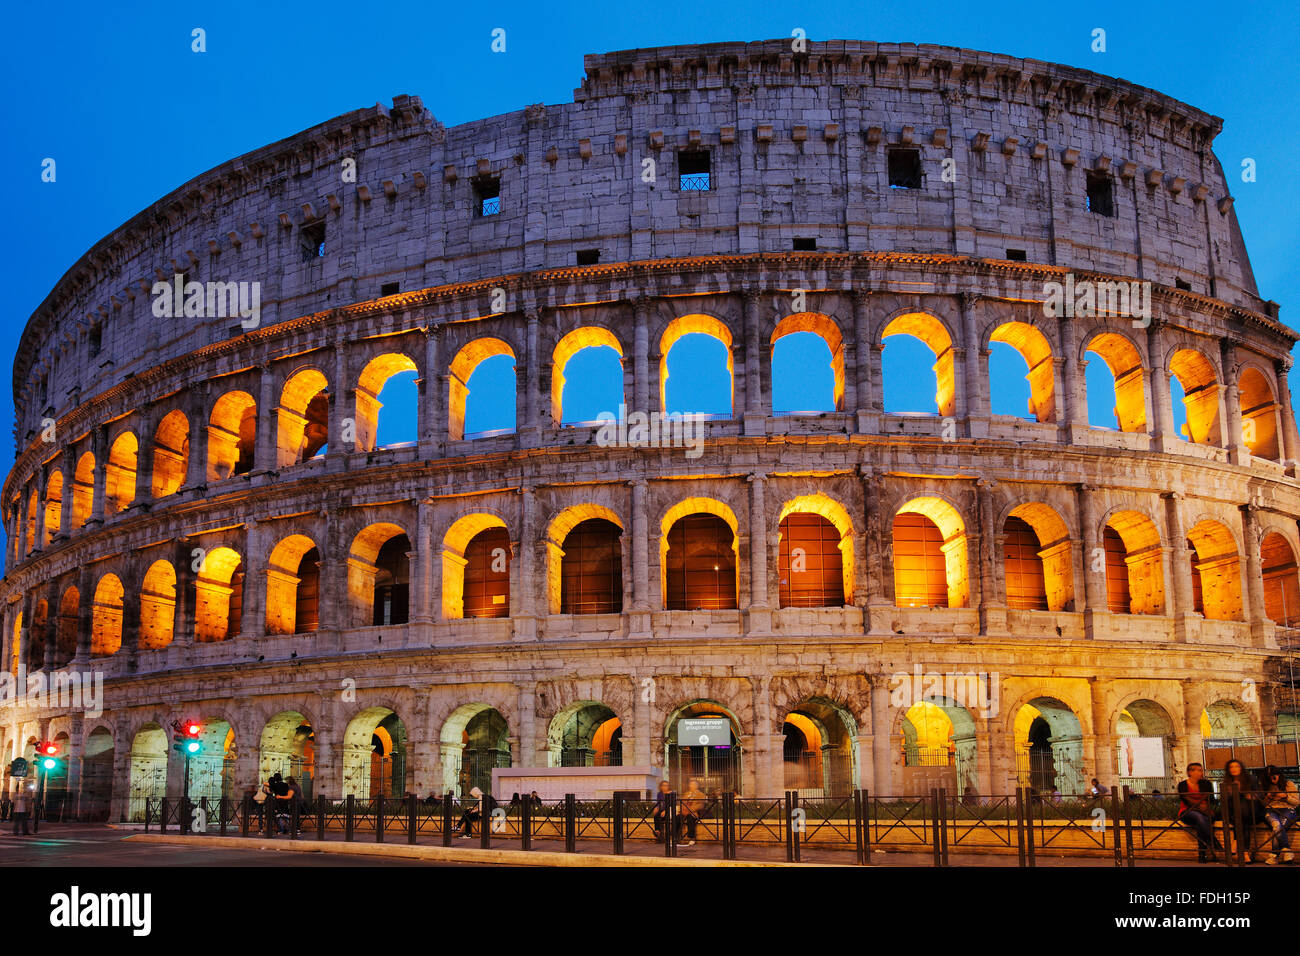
[1,1,1297,525]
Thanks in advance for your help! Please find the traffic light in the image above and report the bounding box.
[172,719,204,757]
[36,741,59,771]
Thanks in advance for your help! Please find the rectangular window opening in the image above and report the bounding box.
[1005,248,1027,262]
[679,150,711,191]
[301,221,326,260]
[576,249,600,266]
[888,148,922,189]
[475,177,501,216]
[792,237,817,251]
[88,324,102,356]
[1085,171,1115,217]
[1175,278,1192,292]
[380,282,400,297]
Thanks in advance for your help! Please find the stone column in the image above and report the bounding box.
[1181,681,1205,774]
[412,499,436,625]
[629,479,650,609]
[852,289,876,432]
[870,679,893,795]
[328,338,349,458]
[32,470,46,552]
[1090,679,1115,789]
[88,426,107,527]
[977,478,1005,634]
[240,520,265,641]
[632,298,650,415]
[170,538,197,665]
[512,487,537,641]
[960,293,986,436]
[1077,483,1108,637]
[752,674,781,796]
[520,310,541,447]
[861,467,890,634]
[75,566,93,663]
[419,325,442,457]
[1275,358,1300,469]
[633,674,654,769]
[253,363,276,474]
[746,473,770,633]
[1058,314,1088,440]
[741,290,765,434]
[58,446,75,538]
[1240,503,1268,646]
[1146,321,1176,451]
[184,384,209,490]
[1220,339,1249,464]
[134,410,155,508]
[1163,492,1193,640]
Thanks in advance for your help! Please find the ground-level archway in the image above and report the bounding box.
[440,703,511,799]
[1013,697,1085,795]
[664,700,742,794]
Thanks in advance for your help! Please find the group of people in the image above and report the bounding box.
[249,772,306,833]
[653,778,708,847]
[1178,760,1298,863]
[5,785,34,835]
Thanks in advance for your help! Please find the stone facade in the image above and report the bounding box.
[2,40,1297,819]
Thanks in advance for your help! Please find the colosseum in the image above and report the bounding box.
[3,38,1298,822]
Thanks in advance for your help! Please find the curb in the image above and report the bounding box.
[124,833,828,867]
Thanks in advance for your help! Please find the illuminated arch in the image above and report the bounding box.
[881,312,956,417]
[663,700,744,791]
[1013,697,1086,794]
[776,493,855,607]
[259,711,316,793]
[439,702,511,797]
[1006,502,1074,611]
[771,313,845,411]
[24,487,36,554]
[449,337,515,441]
[659,497,739,610]
[356,353,418,452]
[1238,366,1280,460]
[194,546,243,642]
[28,600,47,671]
[10,610,21,675]
[104,431,138,516]
[1103,510,1164,615]
[139,559,176,650]
[546,701,623,768]
[989,322,1056,422]
[55,586,78,666]
[128,724,168,822]
[71,451,95,531]
[552,327,624,425]
[349,522,411,627]
[441,514,508,620]
[659,314,734,416]
[1261,532,1300,626]
[278,368,330,466]
[546,504,624,615]
[42,471,62,548]
[265,534,321,635]
[899,698,980,794]
[893,497,968,608]
[1185,519,1243,621]
[90,573,124,657]
[1167,348,1221,444]
[783,697,860,795]
[151,410,189,498]
[207,390,256,480]
[1084,332,1147,432]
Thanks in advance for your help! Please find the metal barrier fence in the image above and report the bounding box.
[136,786,1279,866]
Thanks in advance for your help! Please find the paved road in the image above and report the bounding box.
[0,825,461,866]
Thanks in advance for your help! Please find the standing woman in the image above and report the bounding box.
[1220,758,1265,859]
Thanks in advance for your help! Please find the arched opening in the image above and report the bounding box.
[10,610,22,675]
[349,523,410,627]
[441,515,506,620]
[901,698,979,796]
[207,391,256,480]
[71,452,95,530]
[1014,697,1085,794]
[356,353,419,451]
[90,573,124,657]
[259,712,315,801]
[771,314,845,414]
[893,497,968,608]
[194,546,243,642]
[54,587,78,667]
[104,431,138,516]
[881,312,955,417]
[42,471,62,547]
[1116,699,1176,792]
[81,727,115,822]
[1102,511,1165,614]
[552,327,624,425]
[664,701,742,793]
[1006,503,1074,611]
[440,703,511,798]
[25,488,38,554]
[128,724,168,822]
[343,707,407,800]
[989,322,1056,422]
[27,601,47,671]
[44,732,70,815]
[661,500,738,611]
[151,410,189,499]
[139,559,176,650]
[265,535,320,635]
[548,702,623,767]
[1238,366,1281,460]
[777,494,854,608]
[548,507,623,615]
[189,720,236,805]
[1261,532,1300,626]
[1168,349,1221,445]
[278,368,329,466]
[1185,519,1243,621]
[1085,333,1147,432]
[783,698,857,796]
[449,338,516,441]
[660,315,734,417]
[1201,699,1254,739]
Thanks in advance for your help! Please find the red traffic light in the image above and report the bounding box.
[183,720,202,738]
[39,741,58,757]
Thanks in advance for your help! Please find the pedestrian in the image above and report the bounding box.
[529,790,542,808]
[1258,765,1298,865]
[1177,762,1221,862]
[1220,758,1265,859]
[679,777,706,847]
[456,786,484,838]
[268,773,290,833]
[652,780,673,843]
[285,776,305,833]
[1087,778,1110,800]
[11,785,31,836]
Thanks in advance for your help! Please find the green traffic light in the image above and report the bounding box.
[41,757,57,770]
[184,740,203,755]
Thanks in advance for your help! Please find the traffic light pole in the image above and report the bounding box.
[33,761,44,834]
[182,751,192,834]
